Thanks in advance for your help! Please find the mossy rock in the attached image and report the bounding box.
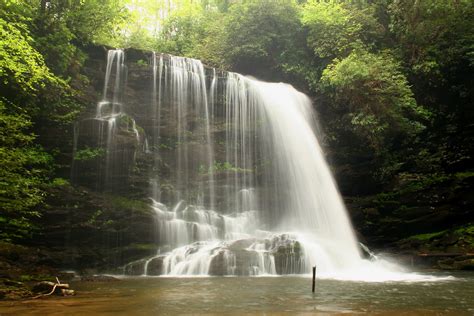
[453,259,474,270]
[0,279,32,299]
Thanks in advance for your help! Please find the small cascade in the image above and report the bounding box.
[148,55,216,207]
[150,52,163,201]
[97,49,125,117]
[150,199,257,248]
[72,49,142,191]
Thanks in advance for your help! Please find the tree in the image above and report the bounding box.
[389,0,474,82]
[158,2,209,55]
[320,48,430,180]
[388,0,474,174]
[0,11,69,241]
[1,0,127,76]
[219,0,304,78]
[0,18,57,99]
[0,100,52,241]
[301,0,384,60]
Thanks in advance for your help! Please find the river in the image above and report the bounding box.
[1,272,473,315]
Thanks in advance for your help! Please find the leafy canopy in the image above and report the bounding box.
[321,48,430,168]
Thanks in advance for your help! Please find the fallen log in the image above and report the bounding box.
[32,277,75,299]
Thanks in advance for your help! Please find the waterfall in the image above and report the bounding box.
[84,50,415,280]
[117,52,364,277]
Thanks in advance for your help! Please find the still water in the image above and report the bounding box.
[1,273,473,315]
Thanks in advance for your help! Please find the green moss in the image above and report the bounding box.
[408,230,446,241]
[199,161,253,174]
[136,59,147,66]
[18,274,55,282]
[125,243,156,251]
[453,224,474,247]
[454,225,474,235]
[106,195,151,215]
[455,171,474,180]
[408,174,448,192]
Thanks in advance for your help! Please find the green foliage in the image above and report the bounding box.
[453,224,474,248]
[86,209,103,226]
[454,224,474,236]
[0,2,90,241]
[302,1,383,59]
[389,0,474,79]
[0,101,52,241]
[0,18,58,98]
[74,147,106,161]
[136,59,148,66]
[0,0,472,245]
[321,48,428,159]
[50,178,70,187]
[159,3,209,55]
[220,0,303,76]
[2,0,126,76]
[188,11,227,67]
[0,6,84,121]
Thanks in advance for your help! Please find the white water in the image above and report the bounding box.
[89,51,443,282]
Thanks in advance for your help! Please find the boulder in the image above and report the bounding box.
[123,259,147,275]
[146,256,165,276]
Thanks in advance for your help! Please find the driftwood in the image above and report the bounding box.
[32,277,75,299]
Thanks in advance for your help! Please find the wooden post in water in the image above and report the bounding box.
[312,266,316,292]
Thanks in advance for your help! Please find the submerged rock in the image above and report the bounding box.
[80,275,120,282]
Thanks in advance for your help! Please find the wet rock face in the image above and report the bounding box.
[72,114,143,193]
[120,234,308,276]
[346,173,474,252]
[30,183,158,273]
[146,256,165,276]
[207,234,307,276]
[124,259,147,276]
[72,48,273,209]
[271,236,305,275]
[123,255,165,276]
[207,250,228,276]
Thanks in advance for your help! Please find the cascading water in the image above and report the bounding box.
[136,65,363,277]
[84,50,438,281]
[72,49,141,191]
